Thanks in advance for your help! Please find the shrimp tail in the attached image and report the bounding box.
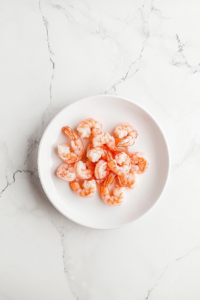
[107,150,114,162]
[103,172,116,187]
[115,138,129,147]
[62,126,78,140]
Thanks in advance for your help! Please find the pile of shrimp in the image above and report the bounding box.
[56,119,149,206]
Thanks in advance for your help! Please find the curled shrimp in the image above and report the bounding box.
[56,163,76,182]
[85,159,96,171]
[74,161,94,179]
[86,143,93,155]
[94,159,109,180]
[62,126,84,162]
[77,118,102,138]
[100,172,125,206]
[70,179,96,198]
[92,132,115,150]
[87,146,107,163]
[126,151,149,174]
[57,144,78,164]
[114,123,138,147]
[118,170,137,189]
[107,151,131,176]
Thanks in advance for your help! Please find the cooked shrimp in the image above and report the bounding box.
[118,170,137,189]
[57,144,78,164]
[70,179,96,198]
[77,118,102,138]
[126,151,149,174]
[56,163,76,182]
[94,159,109,179]
[107,151,131,176]
[85,159,96,171]
[86,143,93,155]
[96,178,105,185]
[62,126,84,161]
[114,123,138,147]
[87,146,107,162]
[92,132,115,150]
[100,172,125,206]
[74,161,94,179]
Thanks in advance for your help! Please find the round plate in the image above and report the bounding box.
[38,95,170,229]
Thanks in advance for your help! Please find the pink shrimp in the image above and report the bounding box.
[114,123,138,147]
[118,170,137,189]
[70,179,96,198]
[100,172,125,206]
[126,151,149,174]
[57,144,78,164]
[62,126,84,162]
[94,159,110,180]
[56,163,76,182]
[74,161,94,179]
[107,151,131,176]
[77,118,102,138]
[92,132,115,150]
[87,146,108,162]
[85,159,96,171]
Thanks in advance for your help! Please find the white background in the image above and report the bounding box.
[1,0,200,299]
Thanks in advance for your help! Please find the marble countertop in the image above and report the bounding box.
[1,0,200,299]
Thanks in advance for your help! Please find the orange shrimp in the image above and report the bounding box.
[85,159,96,171]
[70,179,96,198]
[62,126,84,162]
[92,132,116,151]
[56,163,76,182]
[74,161,94,180]
[114,123,138,147]
[57,144,78,164]
[77,118,102,138]
[87,146,108,162]
[118,170,137,189]
[107,151,131,176]
[126,151,149,174]
[94,159,110,180]
[100,173,125,206]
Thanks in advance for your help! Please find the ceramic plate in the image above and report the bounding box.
[38,95,170,229]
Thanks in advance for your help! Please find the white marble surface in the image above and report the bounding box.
[1,0,200,299]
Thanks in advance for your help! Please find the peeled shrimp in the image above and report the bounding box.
[118,170,137,189]
[126,151,149,174]
[114,123,138,147]
[86,143,93,155]
[94,159,109,180]
[77,118,102,138]
[85,159,96,171]
[70,179,96,198]
[92,132,115,150]
[74,161,94,179]
[107,151,131,176]
[62,126,84,162]
[56,163,76,182]
[57,144,78,164]
[87,146,107,163]
[100,172,125,206]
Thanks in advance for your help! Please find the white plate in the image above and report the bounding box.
[38,95,170,229]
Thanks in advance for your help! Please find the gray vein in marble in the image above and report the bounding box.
[172,138,200,172]
[104,0,165,95]
[51,224,80,300]
[171,34,200,74]
[24,136,40,164]
[0,169,38,197]
[105,34,149,95]
[39,0,55,125]
[145,246,200,300]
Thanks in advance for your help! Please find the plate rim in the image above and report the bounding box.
[38,94,171,229]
